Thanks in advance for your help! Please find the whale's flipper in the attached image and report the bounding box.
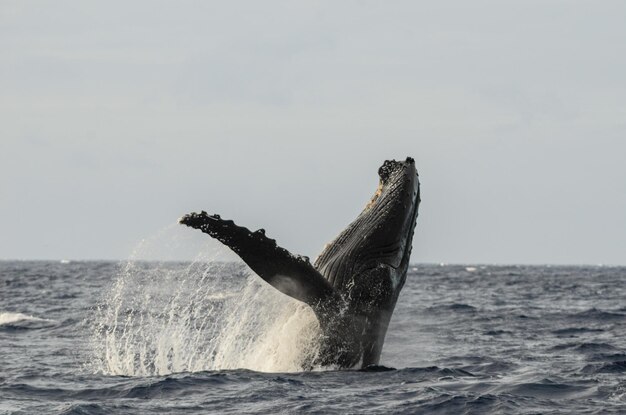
[179,211,338,309]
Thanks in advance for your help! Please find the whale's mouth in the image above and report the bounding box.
[365,157,416,211]
[378,157,415,184]
[358,157,420,272]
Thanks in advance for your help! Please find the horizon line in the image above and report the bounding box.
[0,258,624,267]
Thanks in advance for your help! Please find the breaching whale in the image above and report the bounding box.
[180,157,420,369]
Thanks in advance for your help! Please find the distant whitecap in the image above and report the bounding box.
[0,311,55,327]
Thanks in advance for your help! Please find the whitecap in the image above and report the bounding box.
[0,311,54,326]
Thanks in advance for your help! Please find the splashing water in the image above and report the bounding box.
[89,225,322,375]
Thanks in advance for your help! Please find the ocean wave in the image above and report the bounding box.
[550,342,617,353]
[571,308,626,320]
[506,381,592,399]
[57,403,132,415]
[581,361,626,374]
[426,303,477,313]
[393,366,477,379]
[359,364,396,372]
[552,327,605,337]
[588,353,626,362]
[0,311,56,330]
[406,393,519,415]
[483,329,513,336]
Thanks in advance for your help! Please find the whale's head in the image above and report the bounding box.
[351,157,420,276]
[315,156,420,289]
[367,157,420,256]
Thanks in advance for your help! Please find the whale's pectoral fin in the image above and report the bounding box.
[179,211,337,309]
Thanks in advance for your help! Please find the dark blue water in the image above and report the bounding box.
[1,261,625,414]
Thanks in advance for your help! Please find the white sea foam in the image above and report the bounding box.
[89,225,322,376]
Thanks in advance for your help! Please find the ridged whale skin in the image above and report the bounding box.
[180,157,420,369]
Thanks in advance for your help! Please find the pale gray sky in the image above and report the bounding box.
[1,1,625,264]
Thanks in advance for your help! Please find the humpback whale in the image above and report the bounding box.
[180,157,420,369]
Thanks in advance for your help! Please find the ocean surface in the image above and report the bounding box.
[1,260,625,414]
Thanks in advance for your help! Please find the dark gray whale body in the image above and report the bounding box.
[180,157,420,369]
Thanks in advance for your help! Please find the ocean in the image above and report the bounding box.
[1,260,625,414]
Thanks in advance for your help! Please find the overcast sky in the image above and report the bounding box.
[1,1,625,264]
